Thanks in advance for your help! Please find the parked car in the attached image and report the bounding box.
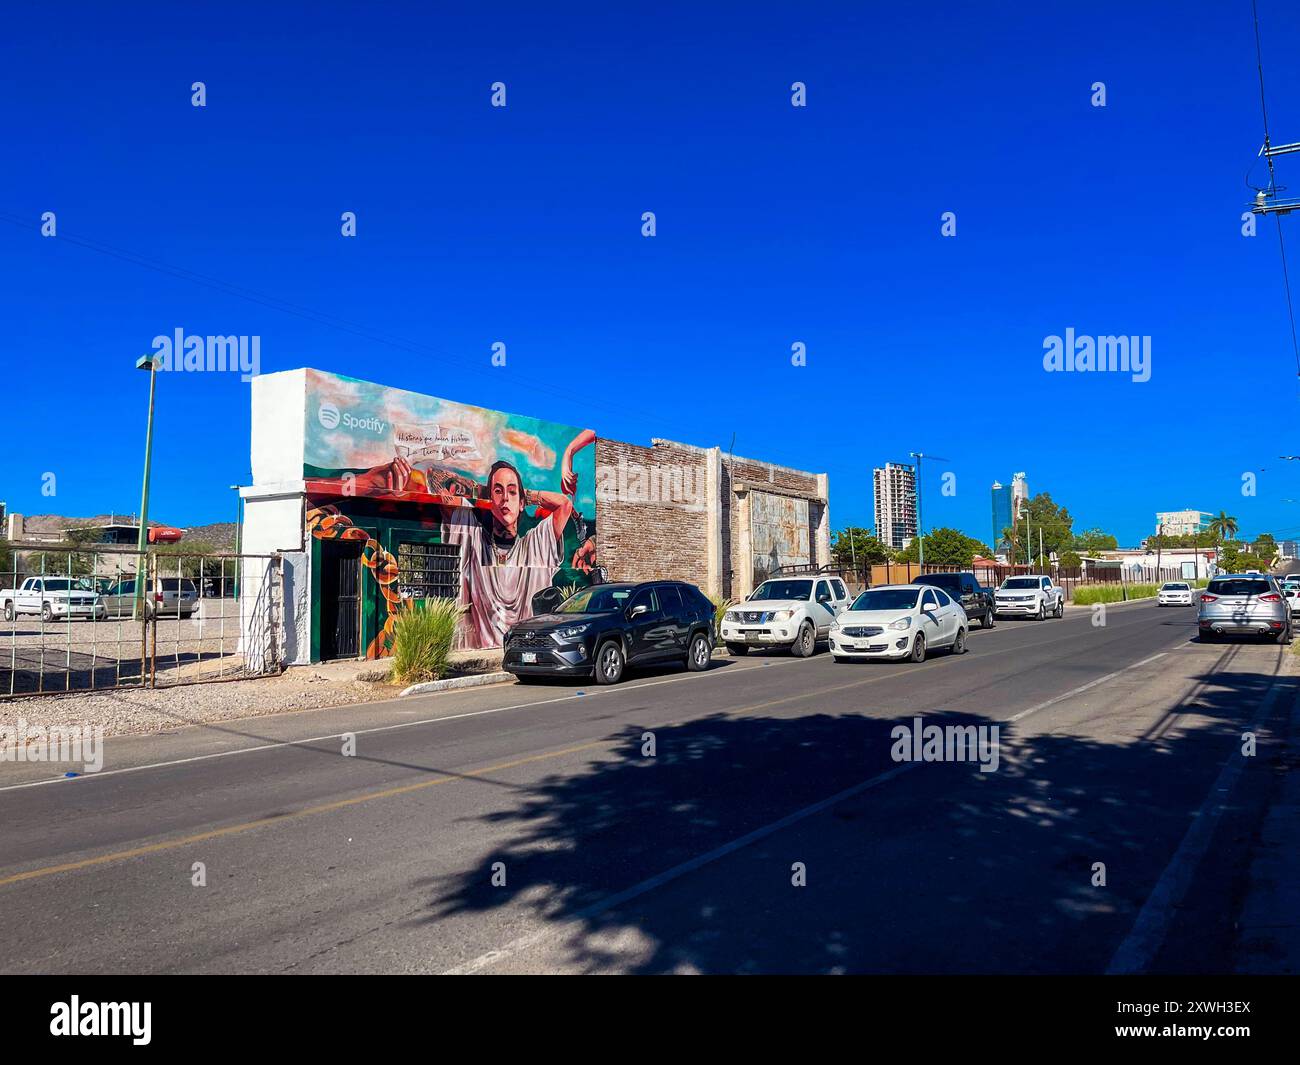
[829,584,968,663]
[1198,574,1292,642]
[100,576,199,619]
[1,577,106,622]
[719,575,851,657]
[502,580,715,685]
[1156,581,1194,606]
[993,575,1064,619]
[1284,585,1300,620]
[911,572,995,628]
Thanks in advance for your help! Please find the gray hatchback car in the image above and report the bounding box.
[1197,574,1292,643]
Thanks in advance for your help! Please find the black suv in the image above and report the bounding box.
[911,572,995,629]
[503,580,715,685]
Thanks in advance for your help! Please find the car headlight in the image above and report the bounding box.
[889,616,913,631]
[771,609,793,621]
[723,610,738,622]
[556,625,589,641]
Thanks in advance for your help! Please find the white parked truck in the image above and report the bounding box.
[1,577,106,622]
[993,574,1065,620]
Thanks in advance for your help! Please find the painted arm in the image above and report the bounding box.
[560,428,597,496]
[526,489,574,544]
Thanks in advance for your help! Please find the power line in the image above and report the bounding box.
[1249,0,1300,376]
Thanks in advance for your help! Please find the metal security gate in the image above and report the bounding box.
[321,541,361,660]
[1,546,283,698]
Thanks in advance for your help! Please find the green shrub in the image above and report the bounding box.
[709,593,735,639]
[1070,583,1158,605]
[390,598,462,684]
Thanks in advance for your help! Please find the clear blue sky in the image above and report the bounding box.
[3,0,1299,547]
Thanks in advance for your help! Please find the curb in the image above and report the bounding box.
[1064,594,1160,608]
[400,671,514,697]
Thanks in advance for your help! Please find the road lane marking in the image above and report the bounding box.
[443,647,1176,974]
[1105,669,1296,975]
[0,655,808,793]
[0,739,609,888]
[0,602,1181,795]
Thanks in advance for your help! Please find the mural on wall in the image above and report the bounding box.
[301,370,597,652]
[750,491,811,587]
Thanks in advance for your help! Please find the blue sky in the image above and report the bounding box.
[3,0,1299,546]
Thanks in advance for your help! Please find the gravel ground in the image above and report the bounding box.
[0,668,393,738]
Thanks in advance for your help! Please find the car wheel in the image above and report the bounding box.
[2,602,12,621]
[983,609,994,629]
[1201,629,1217,643]
[1035,602,1045,621]
[725,643,748,657]
[791,621,816,657]
[910,633,927,663]
[951,627,967,654]
[41,603,53,623]
[686,632,711,671]
[1055,599,1064,618]
[595,640,625,685]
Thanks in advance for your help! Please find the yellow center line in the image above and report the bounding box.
[0,616,1169,890]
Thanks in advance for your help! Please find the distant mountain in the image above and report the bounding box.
[9,514,237,550]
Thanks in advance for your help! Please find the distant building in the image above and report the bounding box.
[873,463,917,549]
[1156,509,1212,537]
[991,473,1028,549]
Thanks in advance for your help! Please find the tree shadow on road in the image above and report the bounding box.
[416,643,1296,973]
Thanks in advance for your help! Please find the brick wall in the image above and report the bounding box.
[595,438,709,587]
[596,437,826,600]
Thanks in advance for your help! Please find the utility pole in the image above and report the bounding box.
[133,353,158,620]
[908,451,949,569]
[1155,522,1164,583]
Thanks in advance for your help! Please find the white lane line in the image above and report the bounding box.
[445,645,1174,974]
[0,604,1173,794]
[1105,669,1295,975]
[0,656,804,794]
[1005,653,1167,723]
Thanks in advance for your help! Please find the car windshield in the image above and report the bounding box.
[1161,583,1189,591]
[555,586,633,613]
[1206,578,1271,596]
[850,588,921,611]
[40,579,78,592]
[750,580,813,601]
[1001,578,1040,589]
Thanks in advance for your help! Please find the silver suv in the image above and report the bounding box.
[1197,574,1292,643]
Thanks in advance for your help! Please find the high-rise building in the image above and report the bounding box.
[873,463,917,548]
[991,473,1028,551]
[991,482,1013,549]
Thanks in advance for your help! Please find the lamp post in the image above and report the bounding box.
[229,484,242,600]
[133,353,158,620]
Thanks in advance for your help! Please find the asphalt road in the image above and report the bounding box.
[1,600,1295,974]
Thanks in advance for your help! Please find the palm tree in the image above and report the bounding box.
[1209,511,1238,543]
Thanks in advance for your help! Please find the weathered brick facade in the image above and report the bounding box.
[596,436,828,600]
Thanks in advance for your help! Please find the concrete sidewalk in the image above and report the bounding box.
[1234,667,1300,973]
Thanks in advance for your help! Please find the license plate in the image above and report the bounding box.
[521,652,537,663]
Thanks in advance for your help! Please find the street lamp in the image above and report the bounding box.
[229,484,242,600]
[133,353,158,620]
[908,451,949,569]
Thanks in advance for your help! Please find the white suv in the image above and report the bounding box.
[721,576,851,657]
[993,575,1064,619]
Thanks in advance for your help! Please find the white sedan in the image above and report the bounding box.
[1156,582,1194,606]
[829,584,968,663]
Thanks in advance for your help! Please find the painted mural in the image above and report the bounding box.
[750,491,811,587]
[301,370,597,653]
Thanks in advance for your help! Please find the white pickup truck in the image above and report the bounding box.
[720,575,852,656]
[1,577,106,622]
[993,574,1065,619]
